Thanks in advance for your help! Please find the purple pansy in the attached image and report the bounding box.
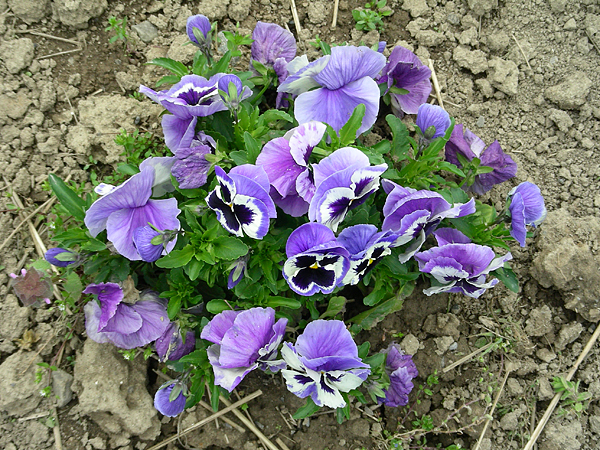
[382,180,475,262]
[227,254,250,289]
[309,147,387,231]
[338,225,398,285]
[414,244,512,298]
[83,283,170,349]
[507,182,546,247]
[379,343,418,407]
[378,46,432,116]
[186,14,211,47]
[432,228,472,246]
[155,322,196,362]
[281,320,370,409]
[9,268,53,306]
[201,307,287,392]
[218,74,253,111]
[206,165,276,239]
[283,223,350,296]
[445,124,517,195]
[84,159,181,261]
[154,381,187,417]
[256,121,327,217]
[45,248,78,267]
[416,103,451,139]
[132,226,163,263]
[278,45,386,135]
[172,129,215,189]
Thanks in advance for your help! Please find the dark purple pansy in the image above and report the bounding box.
[279,46,386,135]
[83,283,170,349]
[9,268,53,306]
[45,248,78,267]
[281,320,370,409]
[309,147,387,231]
[378,46,432,116]
[201,307,287,392]
[382,180,475,262]
[337,225,398,285]
[154,381,186,417]
[414,243,512,298]
[507,182,546,247]
[283,223,350,295]
[256,121,326,217]
[379,343,418,407]
[84,159,181,261]
[206,165,276,239]
[186,14,211,46]
[416,103,451,139]
[445,124,517,195]
[155,322,196,362]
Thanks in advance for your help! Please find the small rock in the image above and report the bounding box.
[0,351,44,416]
[115,72,140,91]
[476,116,485,127]
[487,57,519,96]
[548,108,573,132]
[66,124,92,154]
[228,0,251,22]
[506,378,524,396]
[458,27,479,46]
[555,322,583,350]
[166,34,197,64]
[423,313,460,339]
[544,71,592,109]
[0,294,30,353]
[433,336,454,355]
[485,30,509,52]
[38,81,57,112]
[549,0,567,13]
[401,333,420,355]
[467,0,497,16]
[585,14,600,36]
[536,348,556,363]
[0,90,32,120]
[306,1,331,25]
[525,305,554,337]
[52,369,74,408]
[198,0,231,20]
[500,410,521,431]
[132,21,159,43]
[538,377,554,401]
[452,46,488,74]
[540,419,582,450]
[563,18,577,30]
[589,416,600,435]
[0,38,35,74]
[8,0,49,23]
[52,0,108,28]
[88,437,107,450]
[402,0,429,18]
[475,78,494,97]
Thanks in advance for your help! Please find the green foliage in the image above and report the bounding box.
[352,0,392,32]
[106,16,129,46]
[552,376,592,417]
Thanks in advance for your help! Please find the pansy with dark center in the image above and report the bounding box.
[283,223,350,296]
[507,181,546,246]
[309,147,387,231]
[281,320,370,409]
[337,225,398,285]
[205,165,276,239]
[381,180,476,262]
[414,243,512,298]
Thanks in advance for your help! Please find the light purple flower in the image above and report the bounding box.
[186,14,211,46]
[251,21,297,70]
[309,147,387,231]
[283,223,350,296]
[415,244,512,298]
[201,307,287,392]
[132,226,163,262]
[337,225,398,285]
[45,248,78,267]
[9,268,53,306]
[154,381,186,417]
[508,182,546,247]
[278,46,386,135]
[445,124,517,195]
[382,180,476,262]
[379,343,418,407]
[171,129,216,189]
[256,121,326,217]
[281,320,370,409]
[155,322,196,362]
[83,283,170,349]
[416,103,451,139]
[206,165,276,239]
[432,228,471,246]
[377,41,386,53]
[378,46,432,116]
[84,159,181,261]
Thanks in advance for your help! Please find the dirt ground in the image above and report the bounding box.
[1,0,600,449]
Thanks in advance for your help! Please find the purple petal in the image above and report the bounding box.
[154,383,186,417]
[288,121,327,166]
[83,282,124,331]
[218,74,243,96]
[445,124,476,166]
[392,79,432,115]
[283,252,350,296]
[109,299,169,349]
[433,228,472,246]
[416,104,451,139]
[310,186,354,230]
[278,55,329,95]
[312,147,370,188]
[251,21,297,66]
[201,310,242,344]
[472,140,517,194]
[313,46,386,90]
[509,192,527,246]
[230,164,272,196]
[256,137,305,197]
[44,248,77,267]
[270,188,310,217]
[83,301,111,344]
[162,115,197,152]
[171,144,212,189]
[139,157,176,197]
[186,14,211,43]
[133,226,163,262]
[296,320,362,362]
[416,244,496,278]
[337,224,378,255]
[463,127,487,157]
[381,46,431,88]
[285,223,337,258]
[233,195,271,239]
[509,182,546,226]
[102,303,143,334]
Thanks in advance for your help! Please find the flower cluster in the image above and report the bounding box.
[34,14,548,423]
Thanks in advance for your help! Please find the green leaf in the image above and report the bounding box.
[492,266,519,293]
[319,296,347,319]
[156,246,195,268]
[208,51,232,77]
[206,299,232,314]
[259,109,294,125]
[184,258,203,281]
[48,174,86,221]
[243,132,261,164]
[212,237,248,260]
[63,272,83,301]
[229,150,249,166]
[349,281,414,330]
[80,238,106,252]
[338,104,366,147]
[147,58,189,77]
[357,342,371,359]
[167,296,182,320]
[439,161,466,178]
[292,397,321,419]
[265,297,302,309]
[386,115,410,162]
[155,74,182,88]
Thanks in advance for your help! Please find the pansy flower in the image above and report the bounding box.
[84,158,180,261]
[45,248,79,267]
[256,121,327,216]
[154,381,187,417]
[281,320,370,409]
[445,124,517,195]
[205,165,276,239]
[378,46,432,117]
[309,147,387,231]
[382,180,475,262]
[415,243,512,298]
[201,307,287,392]
[83,283,170,349]
[337,225,398,285]
[378,343,418,407]
[155,322,196,362]
[186,14,211,49]
[416,103,451,140]
[278,45,386,135]
[282,223,350,296]
[172,128,216,189]
[507,182,546,247]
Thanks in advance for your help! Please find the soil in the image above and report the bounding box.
[1,0,600,449]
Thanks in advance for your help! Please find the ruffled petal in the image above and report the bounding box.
[313,46,386,90]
